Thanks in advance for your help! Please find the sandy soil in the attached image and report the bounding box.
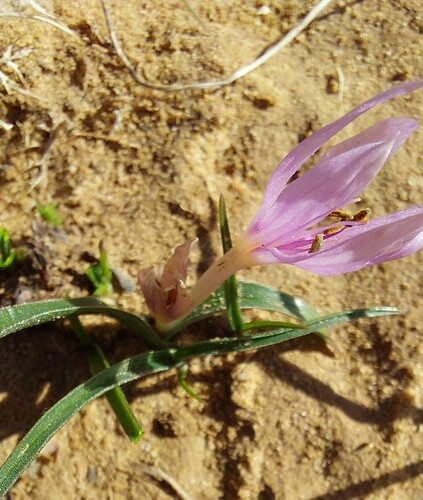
[0,0,422,498]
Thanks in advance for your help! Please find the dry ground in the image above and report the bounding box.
[0,0,422,498]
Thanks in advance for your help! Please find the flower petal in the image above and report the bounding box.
[248,118,417,246]
[138,240,196,323]
[253,80,423,222]
[292,206,423,275]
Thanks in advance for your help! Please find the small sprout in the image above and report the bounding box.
[36,203,63,228]
[85,241,114,298]
[0,228,16,269]
[177,366,203,401]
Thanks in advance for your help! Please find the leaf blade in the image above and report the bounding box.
[0,297,166,348]
[0,305,400,496]
[166,281,326,336]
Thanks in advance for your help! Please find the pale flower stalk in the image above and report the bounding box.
[139,80,423,331]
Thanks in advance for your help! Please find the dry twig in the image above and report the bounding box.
[100,0,334,91]
[0,119,13,131]
[29,120,67,189]
[0,1,79,38]
[336,66,345,102]
[0,11,80,39]
[0,45,46,101]
[137,464,193,500]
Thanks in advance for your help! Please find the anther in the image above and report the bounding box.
[328,209,354,221]
[323,226,344,235]
[352,208,371,222]
[309,234,323,253]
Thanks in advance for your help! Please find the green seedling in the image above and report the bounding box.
[0,228,16,269]
[36,203,63,228]
[177,366,203,401]
[85,241,114,297]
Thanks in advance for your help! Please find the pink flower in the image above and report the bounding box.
[245,116,422,274]
[139,81,423,330]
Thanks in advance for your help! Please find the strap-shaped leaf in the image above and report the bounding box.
[0,297,166,348]
[166,281,326,337]
[219,195,244,333]
[0,306,400,496]
[70,316,144,443]
[0,283,323,344]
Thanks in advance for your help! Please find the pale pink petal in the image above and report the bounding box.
[160,239,195,287]
[255,80,423,220]
[138,240,196,323]
[248,118,417,246]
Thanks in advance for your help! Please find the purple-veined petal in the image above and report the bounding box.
[247,118,418,246]
[254,80,423,225]
[291,206,423,275]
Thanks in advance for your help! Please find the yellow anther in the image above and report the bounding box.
[310,208,371,254]
[328,207,371,224]
[328,209,354,221]
[352,208,371,222]
[309,234,323,253]
[323,226,344,235]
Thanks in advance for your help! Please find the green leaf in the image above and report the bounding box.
[177,366,203,401]
[166,281,327,338]
[85,241,114,297]
[238,281,329,339]
[0,306,401,496]
[237,282,321,320]
[241,320,306,332]
[70,316,144,443]
[0,349,181,497]
[219,195,243,333]
[0,297,166,349]
[36,203,63,227]
[0,228,16,269]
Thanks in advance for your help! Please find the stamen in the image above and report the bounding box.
[352,208,371,222]
[309,208,371,254]
[323,225,344,235]
[328,209,354,221]
[309,234,323,253]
